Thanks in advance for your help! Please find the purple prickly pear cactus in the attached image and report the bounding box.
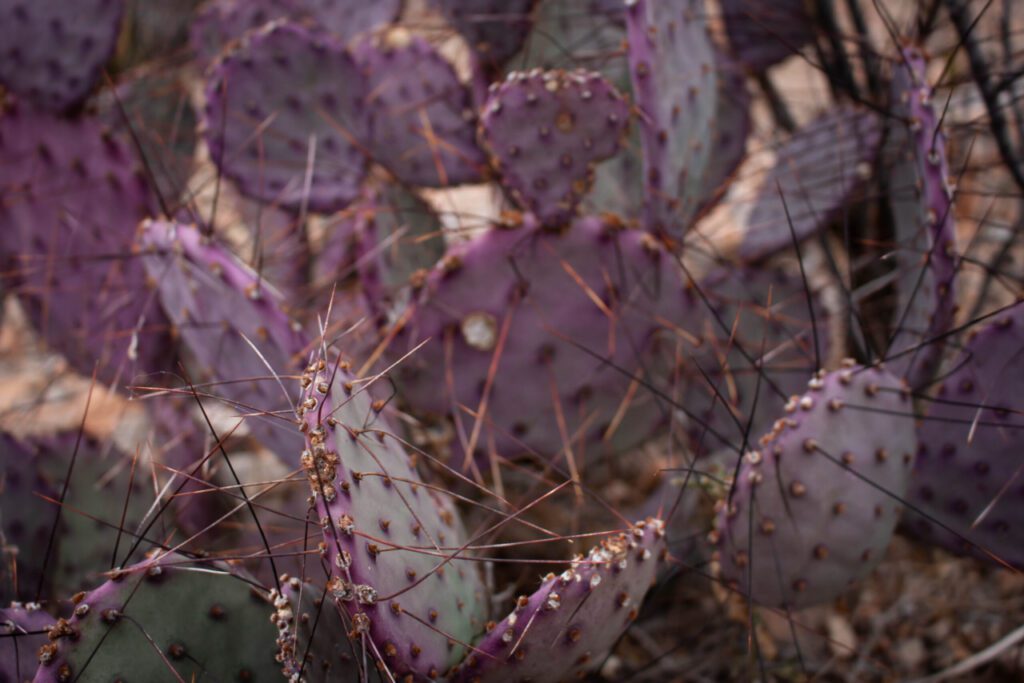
[139,219,307,468]
[906,300,1024,569]
[201,21,370,213]
[480,69,631,226]
[2,602,54,683]
[145,397,224,540]
[511,0,628,86]
[0,0,124,112]
[721,0,815,71]
[693,51,752,215]
[114,0,203,69]
[0,435,56,603]
[886,45,959,390]
[452,519,667,682]
[190,0,301,66]
[386,214,703,465]
[685,263,833,458]
[328,181,446,318]
[30,433,151,599]
[296,350,488,680]
[192,0,400,68]
[738,106,883,262]
[352,28,487,187]
[301,0,401,44]
[33,551,280,682]
[271,574,364,682]
[0,104,173,388]
[96,66,198,210]
[713,362,916,608]
[625,0,718,237]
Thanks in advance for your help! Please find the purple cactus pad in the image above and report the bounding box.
[738,106,882,262]
[0,103,172,388]
[480,69,631,226]
[352,28,487,187]
[386,214,703,465]
[0,0,124,112]
[452,519,667,682]
[201,21,370,213]
[906,301,1024,569]
[714,362,916,608]
[886,46,959,389]
[296,350,488,679]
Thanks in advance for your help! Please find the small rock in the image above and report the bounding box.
[896,637,926,670]
[826,614,857,659]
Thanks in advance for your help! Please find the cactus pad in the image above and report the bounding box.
[387,214,701,464]
[511,0,628,87]
[714,363,916,608]
[296,351,488,679]
[190,0,300,66]
[886,46,958,389]
[738,106,882,262]
[303,0,401,44]
[202,21,369,213]
[140,220,306,467]
[352,28,486,187]
[34,433,153,599]
[685,263,832,458]
[33,552,280,682]
[0,435,55,603]
[0,104,170,388]
[906,301,1024,568]
[97,67,198,211]
[2,602,54,683]
[625,0,718,236]
[480,69,631,226]
[452,519,667,682]
[271,574,364,682]
[336,182,446,317]
[0,0,124,112]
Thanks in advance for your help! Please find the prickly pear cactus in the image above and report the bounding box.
[140,219,307,462]
[202,21,369,213]
[270,574,365,682]
[96,67,198,210]
[190,0,300,66]
[33,551,280,682]
[0,0,125,112]
[625,0,718,236]
[2,602,54,683]
[452,519,667,682]
[714,362,916,608]
[33,433,153,600]
[328,182,445,317]
[480,69,631,226]
[0,435,56,603]
[387,214,702,464]
[684,263,833,458]
[301,0,401,45]
[0,103,172,388]
[906,300,1024,568]
[352,28,486,187]
[296,352,488,680]
[510,0,628,87]
[886,45,959,389]
[738,107,883,261]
